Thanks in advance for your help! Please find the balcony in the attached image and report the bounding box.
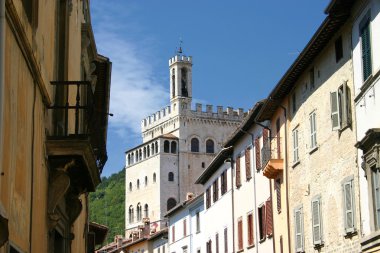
[262,136,283,179]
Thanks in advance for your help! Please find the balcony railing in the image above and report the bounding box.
[47,80,107,174]
[261,136,284,179]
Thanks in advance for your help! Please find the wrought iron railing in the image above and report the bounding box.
[47,80,107,173]
[261,136,282,168]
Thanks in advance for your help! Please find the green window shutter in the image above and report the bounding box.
[294,206,304,252]
[343,180,355,233]
[342,82,352,128]
[330,91,340,130]
[312,197,322,245]
[361,20,372,81]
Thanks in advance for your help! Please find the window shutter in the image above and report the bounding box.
[343,180,355,233]
[223,171,227,193]
[236,156,241,187]
[275,179,281,212]
[294,207,304,252]
[341,83,352,129]
[312,198,322,245]
[216,233,219,253]
[224,228,228,253]
[361,19,372,81]
[266,197,273,236]
[247,213,254,246]
[255,138,261,170]
[206,188,210,209]
[238,219,243,250]
[184,219,187,236]
[245,148,252,180]
[330,91,340,130]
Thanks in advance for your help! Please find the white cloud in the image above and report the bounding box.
[91,3,168,137]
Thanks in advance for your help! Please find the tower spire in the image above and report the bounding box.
[177,37,183,55]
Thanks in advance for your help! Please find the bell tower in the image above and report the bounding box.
[169,46,192,105]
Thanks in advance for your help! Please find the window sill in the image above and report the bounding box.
[259,238,266,244]
[344,229,357,239]
[309,146,318,155]
[247,244,255,249]
[313,242,324,250]
[237,249,244,253]
[292,160,300,168]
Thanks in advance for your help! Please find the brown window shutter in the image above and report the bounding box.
[216,233,219,253]
[275,179,281,212]
[236,156,241,187]
[255,138,261,170]
[245,148,252,180]
[172,226,175,242]
[266,197,273,236]
[247,213,254,246]
[206,188,211,209]
[238,219,243,250]
[224,228,228,253]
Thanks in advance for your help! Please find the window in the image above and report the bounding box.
[312,196,323,246]
[206,139,215,153]
[196,212,200,233]
[360,12,372,81]
[145,176,148,186]
[245,147,252,180]
[258,205,266,241]
[206,240,212,253]
[137,203,142,221]
[128,154,131,165]
[335,36,343,62]
[224,228,228,253]
[213,180,219,202]
[144,204,149,218]
[153,173,157,183]
[172,68,176,98]
[221,171,227,195]
[191,138,199,152]
[172,225,175,243]
[255,138,261,170]
[206,188,211,209]
[143,147,147,158]
[247,213,254,246]
[164,140,170,153]
[330,82,352,131]
[309,111,317,150]
[235,155,241,188]
[215,233,219,253]
[294,206,304,252]
[275,179,281,213]
[292,128,299,163]
[342,176,356,234]
[137,179,140,189]
[155,141,158,153]
[309,67,315,89]
[237,218,243,250]
[168,172,174,182]
[139,149,142,161]
[147,146,150,157]
[266,197,273,237]
[171,141,177,154]
[129,182,132,192]
[167,198,177,211]
[183,219,187,237]
[181,68,188,97]
[151,143,155,155]
[129,205,134,223]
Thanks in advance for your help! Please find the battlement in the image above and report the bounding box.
[169,55,192,66]
[141,102,245,133]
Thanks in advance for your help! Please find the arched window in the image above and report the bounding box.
[167,198,177,211]
[139,149,142,161]
[151,143,155,155]
[191,138,199,152]
[144,204,149,218]
[155,141,158,153]
[135,151,138,162]
[131,153,134,164]
[164,140,170,153]
[129,205,134,223]
[168,172,174,182]
[171,141,177,154]
[147,146,150,157]
[153,173,156,183]
[206,139,215,153]
[137,203,142,221]
[181,68,188,97]
[143,147,146,159]
[127,154,131,165]
[129,182,132,192]
[137,179,140,189]
[172,68,176,98]
[145,176,148,186]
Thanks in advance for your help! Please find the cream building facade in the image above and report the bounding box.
[125,52,245,235]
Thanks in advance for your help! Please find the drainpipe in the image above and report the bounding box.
[277,103,291,253]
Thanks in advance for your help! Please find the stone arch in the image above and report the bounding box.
[167,198,177,211]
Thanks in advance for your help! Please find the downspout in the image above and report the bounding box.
[278,104,291,253]
[228,153,236,253]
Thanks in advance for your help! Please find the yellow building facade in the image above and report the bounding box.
[0,0,111,252]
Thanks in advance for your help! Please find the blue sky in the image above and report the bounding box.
[91,1,330,177]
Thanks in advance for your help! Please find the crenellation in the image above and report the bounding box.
[217,106,223,115]
[169,55,192,66]
[206,105,213,113]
